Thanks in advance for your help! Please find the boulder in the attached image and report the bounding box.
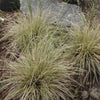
[20,0,85,27]
[0,0,20,11]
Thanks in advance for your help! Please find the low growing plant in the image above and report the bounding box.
[0,37,77,100]
[0,10,3,16]
[0,11,48,53]
[66,24,100,85]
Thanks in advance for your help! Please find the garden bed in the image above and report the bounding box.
[0,2,100,100]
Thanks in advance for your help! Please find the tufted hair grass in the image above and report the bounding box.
[0,11,49,53]
[0,36,78,100]
[66,24,100,85]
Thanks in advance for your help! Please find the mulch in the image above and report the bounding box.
[0,11,20,60]
[0,12,20,98]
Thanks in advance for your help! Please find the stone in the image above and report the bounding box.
[90,87,100,99]
[20,0,85,27]
[0,17,4,22]
[0,0,20,11]
[81,91,89,99]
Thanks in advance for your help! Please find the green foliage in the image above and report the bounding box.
[74,88,78,95]
[0,10,3,16]
[0,82,6,90]
[66,24,100,85]
[0,0,20,11]
[63,0,97,8]
[1,36,77,100]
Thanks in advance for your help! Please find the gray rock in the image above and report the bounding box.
[20,0,85,27]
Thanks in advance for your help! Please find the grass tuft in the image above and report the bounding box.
[66,24,100,85]
[0,37,77,100]
[0,11,48,53]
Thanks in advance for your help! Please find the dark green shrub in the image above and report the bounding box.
[0,0,20,11]
[62,0,97,8]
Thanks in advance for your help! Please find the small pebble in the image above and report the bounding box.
[0,17,4,22]
[81,91,89,99]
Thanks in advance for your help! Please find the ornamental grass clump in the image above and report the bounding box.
[0,12,48,53]
[66,24,100,85]
[0,37,77,100]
